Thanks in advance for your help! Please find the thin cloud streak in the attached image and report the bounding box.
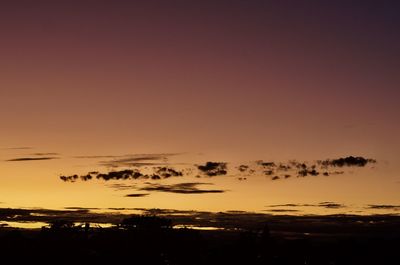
[6,157,59,162]
[139,182,226,194]
[0,147,33,150]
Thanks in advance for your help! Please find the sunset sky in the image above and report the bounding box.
[0,1,399,224]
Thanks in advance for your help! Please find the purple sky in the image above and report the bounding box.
[0,1,399,214]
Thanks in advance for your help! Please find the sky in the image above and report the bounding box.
[0,1,399,224]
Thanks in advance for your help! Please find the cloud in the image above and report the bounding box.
[139,182,225,194]
[108,183,137,191]
[237,165,249,172]
[154,167,183,178]
[297,168,319,177]
[318,202,345,209]
[64,207,101,210]
[60,174,79,182]
[257,156,375,180]
[31,153,60,156]
[266,202,346,209]
[264,209,300,212]
[6,157,58,162]
[368,205,400,210]
[318,156,376,167]
[99,153,179,167]
[60,167,184,183]
[125,193,149,197]
[74,155,121,159]
[264,170,274,175]
[60,170,145,182]
[266,204,304,207]
[257,161,276,168]
[96,170,143,181]
[0,147,33,150]
[197,162,227,177]
[57,155,377,184]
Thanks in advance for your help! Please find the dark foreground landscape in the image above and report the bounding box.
[0,213,399,265]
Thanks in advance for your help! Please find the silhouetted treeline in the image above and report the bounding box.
[0,215,399,265]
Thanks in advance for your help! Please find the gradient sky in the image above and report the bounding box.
[0,1,399,219]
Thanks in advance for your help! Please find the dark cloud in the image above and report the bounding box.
[106,207,139,211]
[140,182,225,194]
[57,155,376,184]
[60,174,79,182]
[266,203,346,209]
[257,161,276,168]
[298,168,319,177]
[259,156,375,179]
[64,207,101,210]
[80,174,93,181]
[368,205,400,210]
[154,167,183,178]
[265,209,300,212]
[237,165,249,172]
[96,170,142,181]
[264,170,274,176]
[60,167,184,183]
[60,170,145,182]
[267,204,299,207]
[318,156,376,167]
[319,202,345,209]
[277,164,291,171]
[151,174,161,180]
[197,162,227,177]
[266,203,314,208]
[125,193,149,197]
[6,157,58,162]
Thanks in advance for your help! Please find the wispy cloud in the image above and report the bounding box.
[318,202,346,209]
[0,147,33,150]
[264,209,300,212]
[139,182,225,194]
[73,155,121,159]
[266,202,346,209]
[125,193,149,197]
[99,153,180,167]
[368,205,400,210]
[6,157,58,162]
[31,152,60,156]
[64,207,101,210]
[107,183,136,191]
